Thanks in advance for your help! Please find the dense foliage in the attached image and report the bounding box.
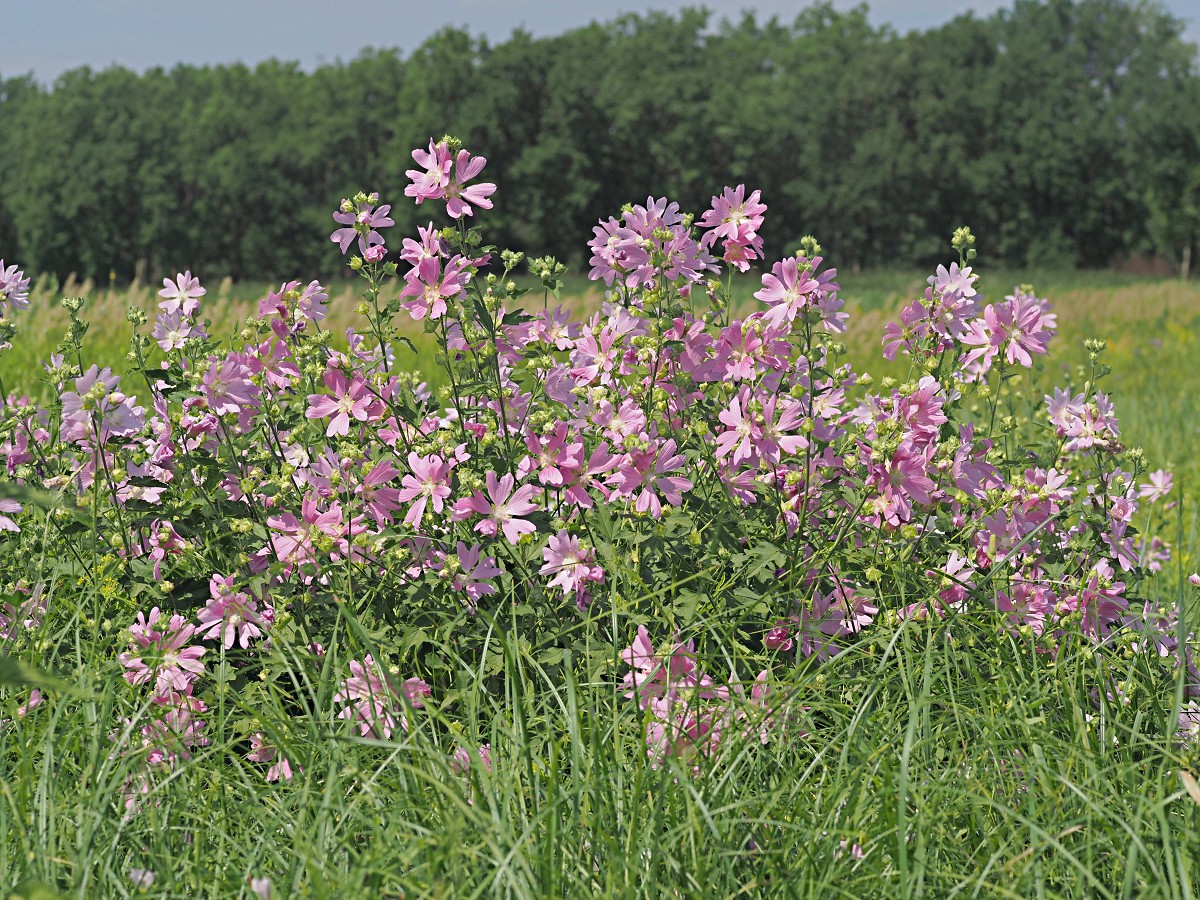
[0,0,1198,284]
[2,136,1200,894]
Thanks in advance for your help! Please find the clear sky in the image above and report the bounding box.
[3,0,1197,83]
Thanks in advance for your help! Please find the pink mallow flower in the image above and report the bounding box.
[0,498,22,533]
[396,452,454,530]
[0,260,31,312]
[120,608,206,693]
[754,256,842,333]
[436,541,503,611]
[405,140,453,204]
[1138,469,1173,503]
[197,574,270,649]
[608,438,693,518]
[60,365,145,446]
[305,367,381,437]
[444,148,497,218]
[698,184,767,248]
[539,530,605,601]
[158,270,205,317]
[454,471,540,544]
[399,255,470,321]
[961,292,1053,372]
[333,656,429,740]
[247,732,297,782]
[330,194,394,255]
[450,743,493,774]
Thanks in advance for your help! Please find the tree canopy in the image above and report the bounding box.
[0,0,1196,282]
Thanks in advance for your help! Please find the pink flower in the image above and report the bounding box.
[0,498,22,533]
[202,355,259,417]
[305,367,381,437]
[400,255,469,321]
[608,438,693,518]
[450,743,493,774]
[0,260,31,312]
[16,689,41,717]
[152,309,203,351]
[197,574,268,649]
[698,185,767,248]
[400,222,448,265]
[1139,469,1173,503]
[404,140,496,218]
[444,148,497,219]
[330,194,394,255]
[60,366,145,445]
[755,256,841,332]
[247,732,296,782]
[437,541,502,611]
[539,531,605,599]
[453,471,539,544]
[396,452,454,529]
[120,608,206,693]
[266,494,361,570]
[334,656,426,740]
[158,270,205,317]
[405,140,453,204]
[358,458,404,527]
[962,292,1053,372]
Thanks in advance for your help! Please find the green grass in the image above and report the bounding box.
[4,582,1199,895]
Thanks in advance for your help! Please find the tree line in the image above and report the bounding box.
[0,0,1197,284]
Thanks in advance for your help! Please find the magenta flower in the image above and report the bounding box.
[1139,469,1173,503]
[405,140,453,204]
[202,355,259,417]
[267,494,356,570]
[59,365,145,446]
[755,256,841,333]
[396,452,454,529]
[962,293,1053,372]
[334,656,427,740]
[453,471,539,544]
[444,148,497,218]
[0,498,21,533]
[400,255,470,321]
[404,140,496,218]
[152,310,204,351]
[247,732,296,782]
[400,222,448,265]
[698,184,767,248]
[158,271,205,317]
[306,367,381,437]
[539,530,605,599]
[0,260,31,313]
[436,541,503,611]
[609,439,693,518]
[330,194,394,255]
[197,574,268,649]
[358,458,404,527]
[120,608,206,693]
[450,742,493,774]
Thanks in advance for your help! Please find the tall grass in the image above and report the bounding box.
[5,572,1200,896]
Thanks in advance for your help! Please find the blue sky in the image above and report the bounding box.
[3,0,1197,83]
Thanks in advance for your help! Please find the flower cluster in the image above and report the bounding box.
[0,136,1194,794]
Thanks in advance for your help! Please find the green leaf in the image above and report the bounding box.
[0,656,93,697]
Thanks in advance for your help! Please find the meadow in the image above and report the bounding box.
[3,155,1200,900]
